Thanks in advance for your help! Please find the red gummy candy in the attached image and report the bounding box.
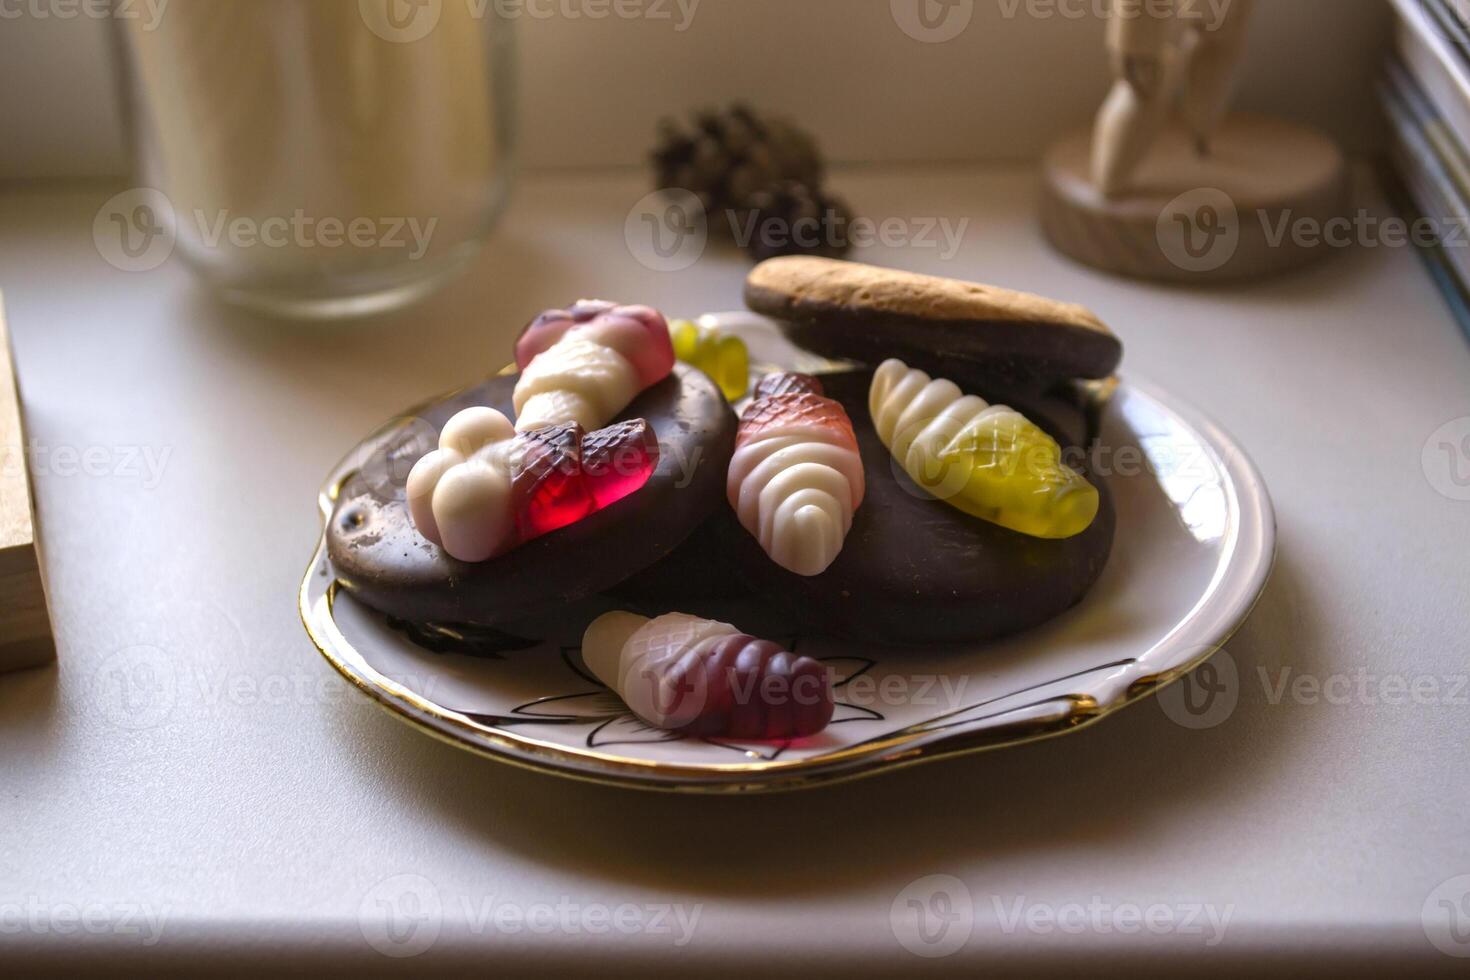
[657,634,834,740]
[510,422,592,539]
[508,418,659,542]
[582,418,660,510]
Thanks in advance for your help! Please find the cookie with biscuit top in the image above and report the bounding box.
[744,256,1122,391]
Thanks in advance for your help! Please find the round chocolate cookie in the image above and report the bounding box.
[727,369,1115,646]
[745,256,1123,390]
[327,364,737,626]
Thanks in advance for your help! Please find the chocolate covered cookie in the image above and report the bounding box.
[745,256,1122,390]
[327,364,736,625]
[727,369,1115,646]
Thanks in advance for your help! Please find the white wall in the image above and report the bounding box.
[0,0,1390,180]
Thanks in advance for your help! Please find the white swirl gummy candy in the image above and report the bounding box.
[726,373,865,577]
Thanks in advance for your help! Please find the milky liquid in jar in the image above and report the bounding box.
[119,1,515,318]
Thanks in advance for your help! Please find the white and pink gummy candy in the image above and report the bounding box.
[727,373,865,577]
[581,611,834,739]
[512,301,676,432]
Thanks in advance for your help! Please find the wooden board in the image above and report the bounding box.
[0,293,54,671]
[1041,114,1351,284]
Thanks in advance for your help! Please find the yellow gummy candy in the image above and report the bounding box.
[670,319,749,401]
[934,409,1099,539]
[870,358,1099,540]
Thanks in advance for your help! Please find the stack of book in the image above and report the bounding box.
[1384,0,1470,331]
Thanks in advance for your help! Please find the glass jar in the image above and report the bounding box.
[117,1,516,319]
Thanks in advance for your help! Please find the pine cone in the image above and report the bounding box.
[651,104,825,219]
[739,181,853,262]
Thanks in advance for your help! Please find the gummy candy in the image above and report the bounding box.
[512,301,675,432]
[670,318,750,401]
[510,422,591,540]
[869,358,1098,539]
[581,418,660,510]
[407,408,659,562]
[581,611,834,739]
[727,373,864,577]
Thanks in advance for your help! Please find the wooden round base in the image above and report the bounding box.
[1041,114,1351,284]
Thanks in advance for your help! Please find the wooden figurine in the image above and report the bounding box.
[1042,0,1351,283]
[1,296,55,672]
